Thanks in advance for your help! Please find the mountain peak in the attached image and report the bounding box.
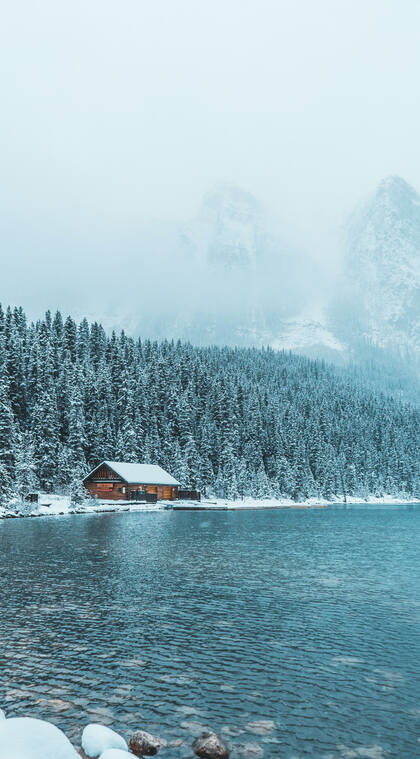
[375,175,419,209]
[348,175,420,240]
[378,174,412,192]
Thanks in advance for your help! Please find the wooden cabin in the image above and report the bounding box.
[83,461,180,501]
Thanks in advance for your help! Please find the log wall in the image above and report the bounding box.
[84,475,178,501]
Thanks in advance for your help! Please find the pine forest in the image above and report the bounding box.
[0,304,418,507]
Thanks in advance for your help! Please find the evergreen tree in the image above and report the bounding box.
[0,461,12,509]
[67,368,87,469]
[184,434,201,490]
[69,464,88,505]
[14,433,38,501]
[32,390,59,492]
[0,365,16,478]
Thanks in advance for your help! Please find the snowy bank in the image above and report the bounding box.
[0,493,164,520]
[0,493,418,520]
[170,494,420,510]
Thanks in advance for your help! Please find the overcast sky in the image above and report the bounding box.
[1,0,420,320]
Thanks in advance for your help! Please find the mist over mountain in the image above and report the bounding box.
[112,177,419,385]
[111,183,338,355]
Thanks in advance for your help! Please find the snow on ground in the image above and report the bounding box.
[270,304,345,354]
[0,493,418,520]
[82,723,128,756]
[0,717,79,759]
[181,494,420,510]
[0,494,164,519]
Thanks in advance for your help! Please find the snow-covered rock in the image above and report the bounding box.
[0,717,79,758]
[82,724,128,757]
[0,709,5,720]
[98,751,130,759]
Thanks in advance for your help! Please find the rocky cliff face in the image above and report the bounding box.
[341,176,420,356]
[189,184,263,270]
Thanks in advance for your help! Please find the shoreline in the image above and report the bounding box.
[0,494,419,520]
[0,713,231,759]
[170,495,420,510]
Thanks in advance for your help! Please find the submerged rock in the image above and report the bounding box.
[192,732,230,759]
[245,720,275,736]
[236,742,263,757]
[130,729,162,756]
[181,721,210,737]
[81,724,127,758]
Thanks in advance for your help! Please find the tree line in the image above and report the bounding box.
[0,304,418,506]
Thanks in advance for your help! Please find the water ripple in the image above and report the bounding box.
[0,506,419,758]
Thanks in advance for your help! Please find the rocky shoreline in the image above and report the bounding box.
[0,711,231,759]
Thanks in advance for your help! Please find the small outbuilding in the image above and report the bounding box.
[83,461,180,501]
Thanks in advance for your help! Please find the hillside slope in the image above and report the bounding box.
[0,305,418,504]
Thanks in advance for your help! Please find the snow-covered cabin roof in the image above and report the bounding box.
[85,461,180,486]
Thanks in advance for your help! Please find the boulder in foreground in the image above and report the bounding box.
[130,729,162,756]
[0,717,79,759]
[193,732,230,759]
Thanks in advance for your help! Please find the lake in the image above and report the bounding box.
[0,505,419,758]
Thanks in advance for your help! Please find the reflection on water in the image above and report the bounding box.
[0,505,419,758]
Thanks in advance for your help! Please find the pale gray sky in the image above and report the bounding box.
[1,0,420,319]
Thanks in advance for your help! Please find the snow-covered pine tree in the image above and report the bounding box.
[0,359,17,481]
[69,464,88,505]
[184,434,202,490]
[14,432,38,502]
[0,461,12,510]
[67,366,87,470]
[32,389,59,492]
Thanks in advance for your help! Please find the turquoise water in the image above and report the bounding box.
[0,505,419,758]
